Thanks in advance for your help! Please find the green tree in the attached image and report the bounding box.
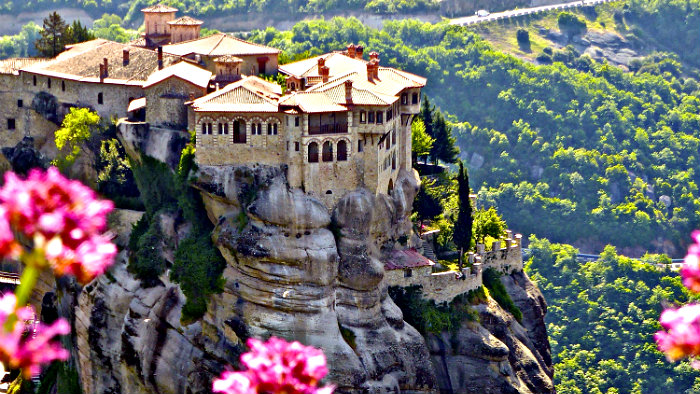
[420,94,434,139]
[453,161,473,253]
[66,20,95,44]
[473,207,506,244]
[430,111,459,164]
[35,12,69,57]
[54,107,100,167]
[411,118,434,164]
[413,180,442,224]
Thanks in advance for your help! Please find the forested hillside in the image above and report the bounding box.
[248,0,700,255]
[526,237,699,394]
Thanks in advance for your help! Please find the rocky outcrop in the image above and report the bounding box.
[427,273,554,394]
[193,164,435,393]
[69,130,553,393]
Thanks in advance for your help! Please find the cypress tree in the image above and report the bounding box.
[453,161,473,255]
[430,111,459,164]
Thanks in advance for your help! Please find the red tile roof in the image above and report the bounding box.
[189,76,281,113]
[384,248,434,270]
[143,61,212,89]
[141,3,178,12]
[163,33,280,57]
[167,16,203,26]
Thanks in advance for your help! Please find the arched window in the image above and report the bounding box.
[61,81,65,91]
[32,76,36,86]
[391,152,396,170]
[308,142,319,163]
[392,129,396,146]
[218,123,224,134]
[401,93,407,105]
[234,120,246,143]
[47,78,51,89]
[388,179,394,195]
[337,140,347,161]
[290,82,296,91]
[322,141,333,162]
[97,92,103,105]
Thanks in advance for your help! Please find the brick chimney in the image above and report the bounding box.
[99,64,105,82]
[356,45,364,59]
[103,58,109,78]
[320,65,329,83]
[367,61,374,82]
[317,57,325,70]
[123,48,130,66]
[370,57,380,79]
[347,44,356,58]
[157,46,163,70]
[369,51,379,61]
[344,80,353,104]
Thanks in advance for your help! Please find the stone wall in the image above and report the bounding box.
[387,232,524,304]
[473,232,524,274]
[20,71,144,120]
[146,78,207,129]
[384,263,483,304]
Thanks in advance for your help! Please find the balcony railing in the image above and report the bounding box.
[309,123,348,135]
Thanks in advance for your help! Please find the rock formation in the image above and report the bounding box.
[62,124,555,393]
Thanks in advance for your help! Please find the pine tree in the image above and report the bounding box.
[35,12,69,57]
[430,111,459,164]
[419,94,434,138]
[453,161,473,255]
[66,20,95,44]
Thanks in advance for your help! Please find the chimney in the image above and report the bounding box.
[123,48,130,66]
[347,44,356,58]
[367,61,373,82]
[157,46,163,70]
[355,45,364,59]
[99,64,105,82]
[369,51,379,61]
[320,65,329,83]
[371,58,380,79]
[317,57,325,70]
[103,58,109,78]
[344,80,353,104]
[216,83,220,91]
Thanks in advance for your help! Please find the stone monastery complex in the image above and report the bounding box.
[0,4,425,206]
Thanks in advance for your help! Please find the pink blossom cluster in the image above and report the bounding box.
[213,337,334,394]
[0,293,69,377]
[655,304,700,362]
[656,231,700,366]
[0,167,116,283]
[680,231,700,293]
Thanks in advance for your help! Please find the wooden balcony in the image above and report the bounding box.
[309,123,348,135]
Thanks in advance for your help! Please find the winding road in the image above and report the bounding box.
[449,0,615,26]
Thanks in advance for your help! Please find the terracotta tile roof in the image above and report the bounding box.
[190,76,281,113]
[163,33,280,57]
[305,74,396,106]
[0,58,49,75]
[278,92,347,113]
[279,52,370,79]
[143,61,212,89]
[384,248,434,270]
[167,16,203,25]
[21,40,180,85]
[280,50,426,97]
[141,3,178,12]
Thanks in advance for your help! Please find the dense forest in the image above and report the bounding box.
[526,237,699,394]
[0,0,438,20]
[246,0,700,256]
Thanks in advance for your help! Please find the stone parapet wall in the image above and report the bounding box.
[387,231,524,304]
[473,232,524,274]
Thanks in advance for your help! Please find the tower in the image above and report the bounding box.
[141,3,178,48]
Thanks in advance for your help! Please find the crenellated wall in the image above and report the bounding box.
[386,231,523,304]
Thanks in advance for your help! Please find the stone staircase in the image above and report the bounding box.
[420,230,439,262]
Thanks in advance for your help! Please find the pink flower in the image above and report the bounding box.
[0,293,70,377]
[655,304,700,362]
[213,337,334,394]
[681,231,700,293]
[0,167,116,283]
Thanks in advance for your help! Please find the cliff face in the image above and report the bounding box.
[66,124,554,394]
[426,270,554,394]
